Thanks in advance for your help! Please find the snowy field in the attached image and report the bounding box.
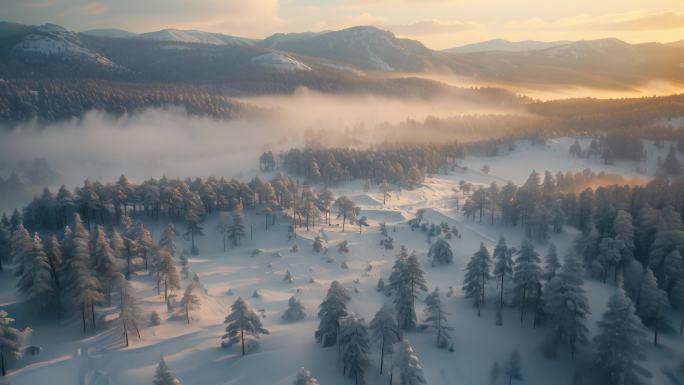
[1,138,683,385]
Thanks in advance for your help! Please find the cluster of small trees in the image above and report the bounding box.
[315,280,428,385]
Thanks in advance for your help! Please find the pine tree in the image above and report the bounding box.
[428,238,454,266]
[394,253,428,330]
[179,279,201,324]
[313,236,324,253]
[0,309,30,377]
[228,211,247,247]
[504,349,524,385]
[543,254,590,359]
[662,145,682,176]
[184,211,204,255]
[493,235,514,310]
[293,367,319,385]
[120,276,143,346]
[339,315,370,385]
[394,340,426,385]
[335,196,358,232]
[10,224,31,281]
[216,212,231,252]
[369,304,400,374]
[636,267,669,346]
[317,281,350,347]
[222,297,269,355]
[153,356,182,385]
[45,235,62,291]
[423,288,453,348]
[387,246,409,296]
[135,224,157,272]
[543,243,560,281]
[64,213,103,332]
[282,296,306,321]
[92,226,118,304]
[671,280,684,335]
[594,289,649,385]
[649,204,684,291]
[16,233,54,309]
[157,251,181,301]
[513,239,542,325]
[159,224,177,256]
[0,224,9,272]
[110,228,126,261]
[463,243,492,316]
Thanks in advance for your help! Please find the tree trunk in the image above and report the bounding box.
[520,287,526,324]
[91,303,96,329]
[379,337,385,374]
[1,350,5,377]
[342,215,346,232]
[124,323,129,347]
[241,327,245,356]
[164,277,168,301]
[500,274,505,308]
[82,302,87,333]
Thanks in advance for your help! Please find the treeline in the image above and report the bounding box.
[278,143,466,187]
[0,80,263,126]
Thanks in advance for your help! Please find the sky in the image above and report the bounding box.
[2,0,684,49]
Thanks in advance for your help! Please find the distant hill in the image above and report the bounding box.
[444,38,570,53]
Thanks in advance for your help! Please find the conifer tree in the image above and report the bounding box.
[45,235,62,291]
[179,279,201,324]
[387,246,409,296]
[153,356,182,385]
[184,211,204,255]
[16,233,54,309]
[228,211,247,247]
[120,276,143,346]
[394,253,428,330]
[317,281,350,347]
[543,243,560,282]
[10,224,31,281]
[369,304,400,374]
[158,224,177,256]
[394,341,426,385]
[92,226,118,304]
[110,228,126,261]
[463,243,492,316]
[428,238,454,266]
[339,315,370,385]
[423,288,453,348]
[493,235,514,310]
[179,249,190,279]
[222,297,269,355]
[594,289,649,385]
[157,251,181,301]
[513,239,542,325]
[504,349,524,385]
[543,254,590,358]
[282,296,306,321]
[0,309,30,377]
[636,267,669,346]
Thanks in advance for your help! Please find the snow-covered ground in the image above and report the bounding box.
[1,138,683,385]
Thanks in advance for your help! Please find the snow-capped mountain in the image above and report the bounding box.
[258,26,440,72]
[82,28,137,38]
[138,29,256,46]
[250,52,311,72]
[11,23,118,67]
[444,38,570,54]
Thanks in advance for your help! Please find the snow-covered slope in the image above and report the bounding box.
[138,29,256,46]
[12,24,117,67]
[250,52,312,72]
[81,28,137,39]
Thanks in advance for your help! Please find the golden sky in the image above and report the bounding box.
[6,0,684,48]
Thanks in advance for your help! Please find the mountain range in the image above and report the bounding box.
[2,21,684,96]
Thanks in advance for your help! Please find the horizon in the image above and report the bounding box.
[2,0,683,49]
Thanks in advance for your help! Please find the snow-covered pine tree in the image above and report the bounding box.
[636,267,669,346]
[543,243,560,282]
[135,224,158,272]
[504,349,524,385]
[493,235,514,310]
[671,280,684,335]
[282,296,306,321]
[184,210,204,255]
[179,279,201,324]
[339,315,370,385]
[313,236,323,253]
[158,223,177,256]
[293,367,319,385]
[284,270,294,283]
[317,280,350,347]
[110,228,126,261]
[119,276,143,346]
[153,355,182,385]
[394,253,428,330]
[597,237,621,283]
[10,224,31,282]
[428,238,454,266]
[16,233,54,310]
[228,211,247,247]
[594,289,649,385]
[0,309,30,376]
[463,243,492,316]
[387,246,409,296]
[338,240,349,253]
[423,288,453,348]
[0,223,10,272]
[542,254,590,359]
[92,226,118,305]
[222,297,269,355]
[513,239,542,325]
[64,213,103,332]
[394,340,426,385]
[45,235,62,291]
[649,204,684,292]
[376,278,385,292]
[369,304,400,374]
[157,251,181,300]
